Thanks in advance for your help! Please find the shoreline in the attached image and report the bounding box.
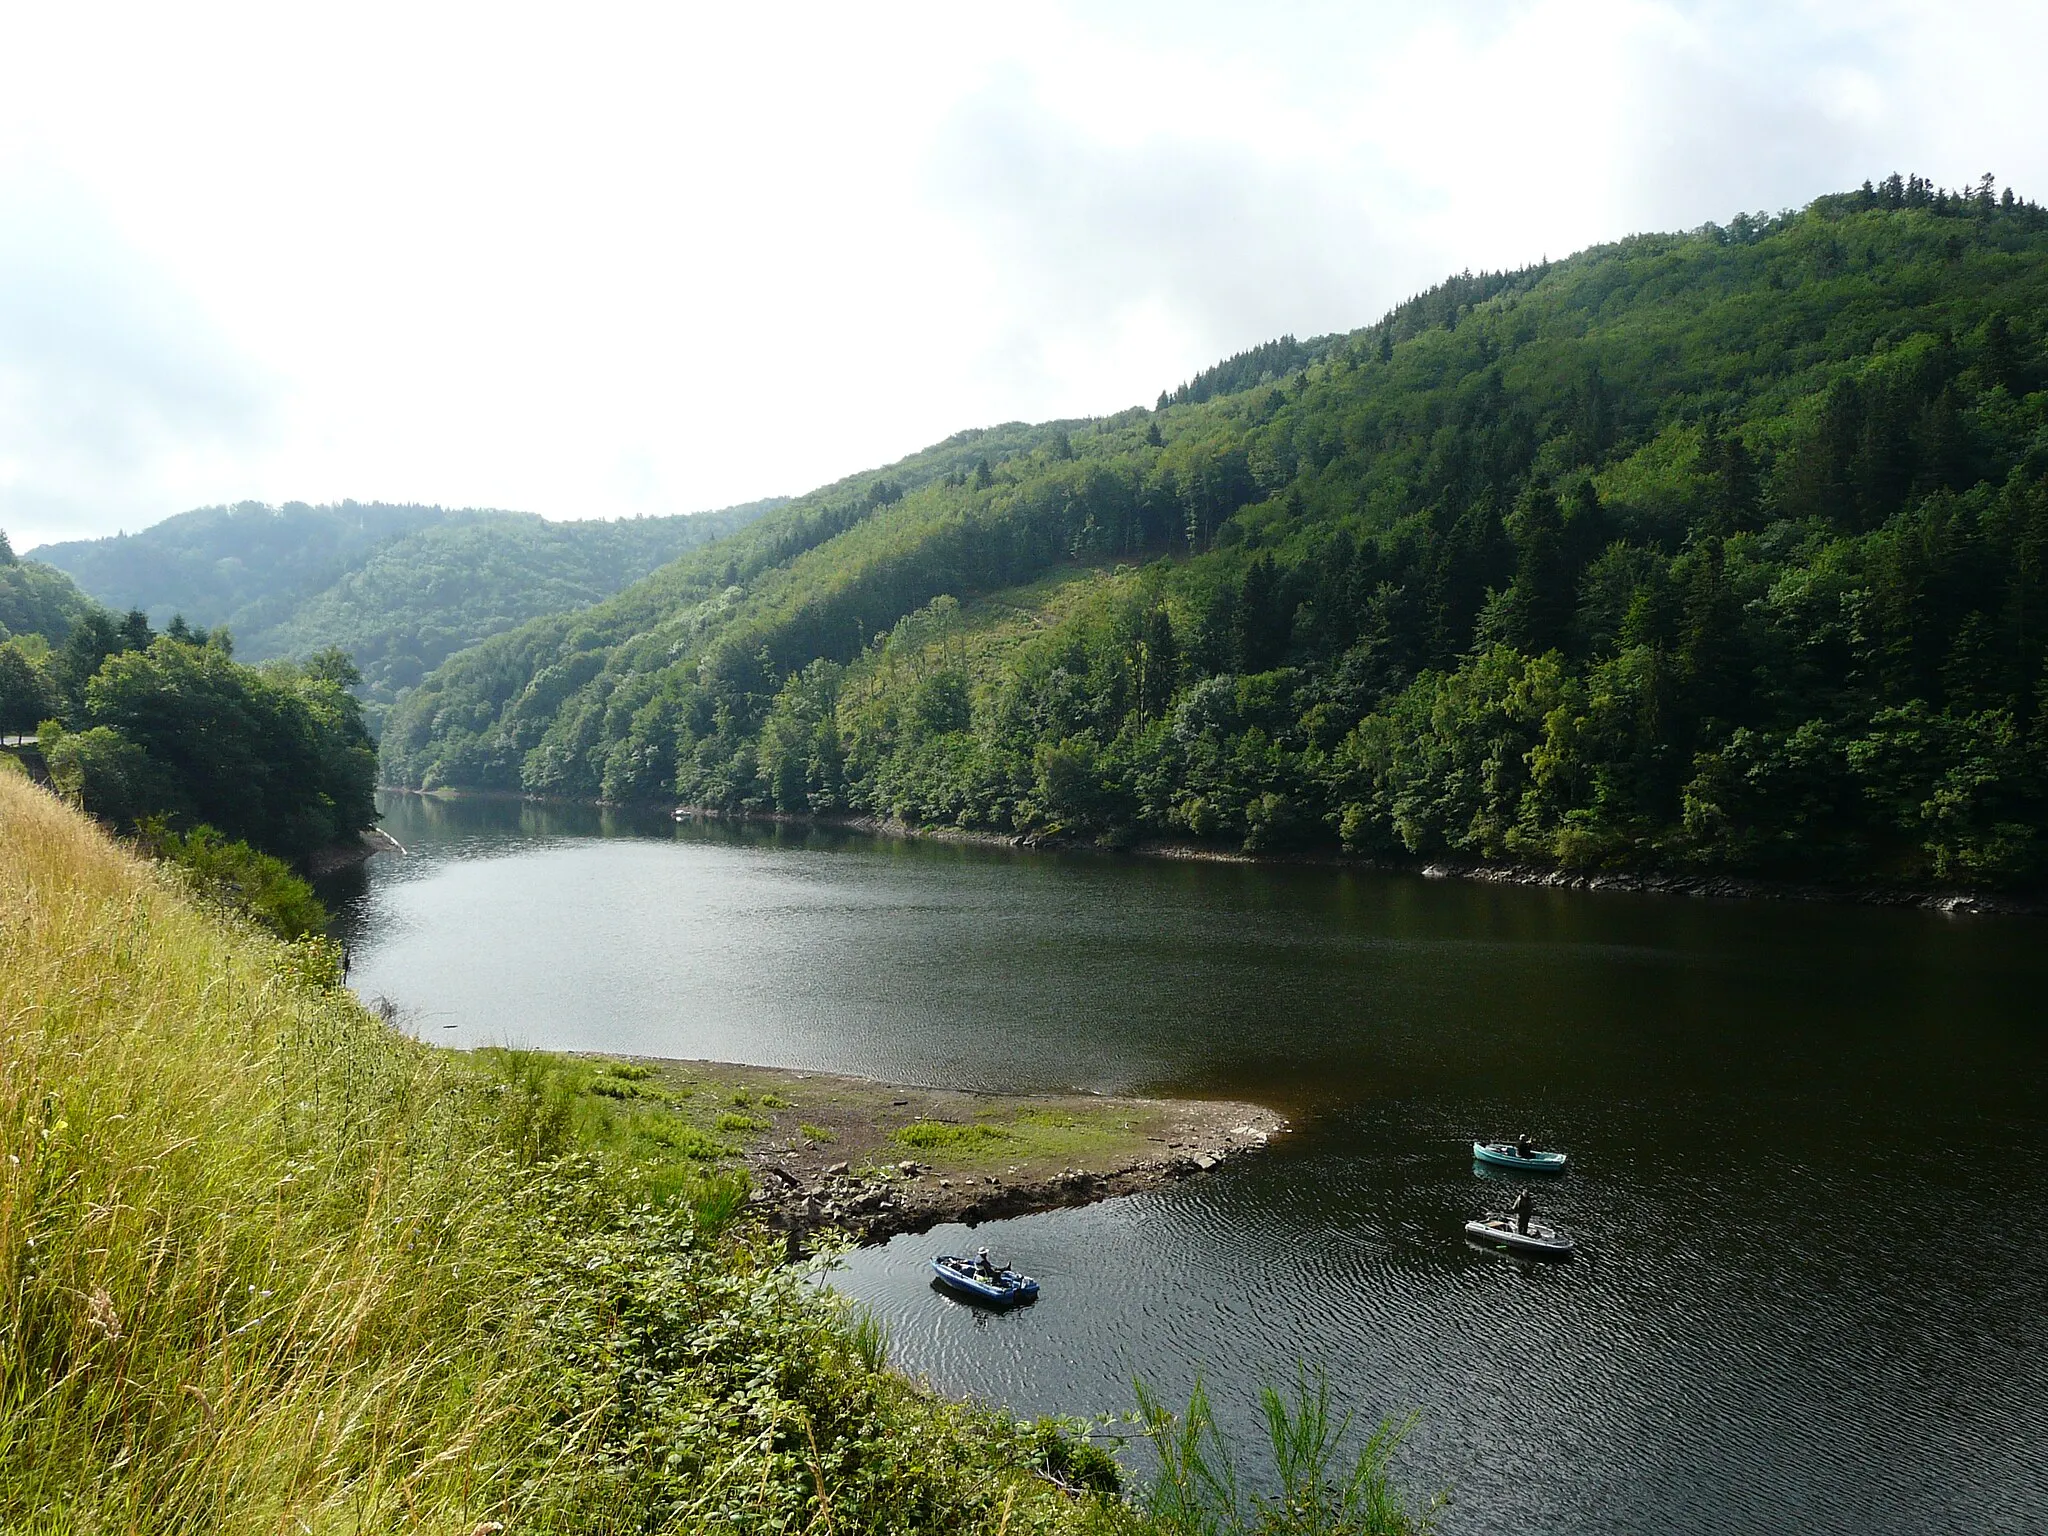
[304,825,408,878]
[671,805,2039,914]
[377,785,2043,914]
[622,792,2039,915]
[585,1055,1286,1245]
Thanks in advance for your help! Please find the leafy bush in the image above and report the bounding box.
[138,819,330,940]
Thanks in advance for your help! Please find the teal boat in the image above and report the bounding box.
[1473,1140,1569,1172]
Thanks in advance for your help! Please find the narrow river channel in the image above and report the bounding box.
[324,791,2048,1536]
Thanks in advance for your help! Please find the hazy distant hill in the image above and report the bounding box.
[383,177,2048,891]
[35,498,784,726]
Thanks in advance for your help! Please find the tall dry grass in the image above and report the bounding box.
[0,770,570,1533]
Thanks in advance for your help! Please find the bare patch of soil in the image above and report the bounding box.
[599,1056,1284,1244]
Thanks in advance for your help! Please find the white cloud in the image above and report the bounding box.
[1,1,2043,549]
[0,166,275,546]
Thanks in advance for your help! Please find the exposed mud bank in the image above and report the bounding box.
[597,1056,1285,1246]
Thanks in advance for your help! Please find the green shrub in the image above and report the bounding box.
[716,1111,771,1134]
[40,721,168,832]
[1034,1418,1123,1497]
[138,819,331,940]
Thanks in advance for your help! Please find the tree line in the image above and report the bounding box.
[2,569,378,933]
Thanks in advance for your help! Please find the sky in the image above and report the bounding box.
[2,1,2045,551]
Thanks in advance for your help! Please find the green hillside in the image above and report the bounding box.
[0,530,96,649]
[385,177,2048,891]
[36,499,783,728]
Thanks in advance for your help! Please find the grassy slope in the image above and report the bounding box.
[0,765,1126,1534]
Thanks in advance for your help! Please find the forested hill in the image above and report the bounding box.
[385,177,2048,891]
[0,530,96,647]
[35,498,783,726]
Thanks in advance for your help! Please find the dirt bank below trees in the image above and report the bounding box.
[668,804,2042,916]
[593,1056,1285,1245]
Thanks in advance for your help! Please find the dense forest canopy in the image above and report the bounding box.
[384,178,2048,889]
[35,498,784,728]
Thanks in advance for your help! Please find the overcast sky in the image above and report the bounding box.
[3,1,2044,550]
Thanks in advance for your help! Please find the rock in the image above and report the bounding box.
[825,1161,850,1177]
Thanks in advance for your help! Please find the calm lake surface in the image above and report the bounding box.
[327,792,2048,1535]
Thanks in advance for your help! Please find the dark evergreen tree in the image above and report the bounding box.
[1137,606,1179,716]
[1504,484,1573,656]
[1232,554,1289,673]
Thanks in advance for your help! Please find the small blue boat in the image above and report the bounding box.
[1473,1140,1569,1172]
[931,1253,1039,1307]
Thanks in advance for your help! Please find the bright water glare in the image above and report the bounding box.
[325,793,2048,1536]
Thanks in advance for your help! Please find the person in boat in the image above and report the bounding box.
[975,1246,999,1280]
[1511,1186,1534,1235]
[1515,1132,1532,1159]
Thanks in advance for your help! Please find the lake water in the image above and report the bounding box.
[326,792,2048,1535]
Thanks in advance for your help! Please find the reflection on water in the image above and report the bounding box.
[329,792,2048,1535]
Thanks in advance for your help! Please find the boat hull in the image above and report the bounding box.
[930,1255,1039,1306]
[1464,1218,1575,1258]
[1472,1141,1569,1172]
